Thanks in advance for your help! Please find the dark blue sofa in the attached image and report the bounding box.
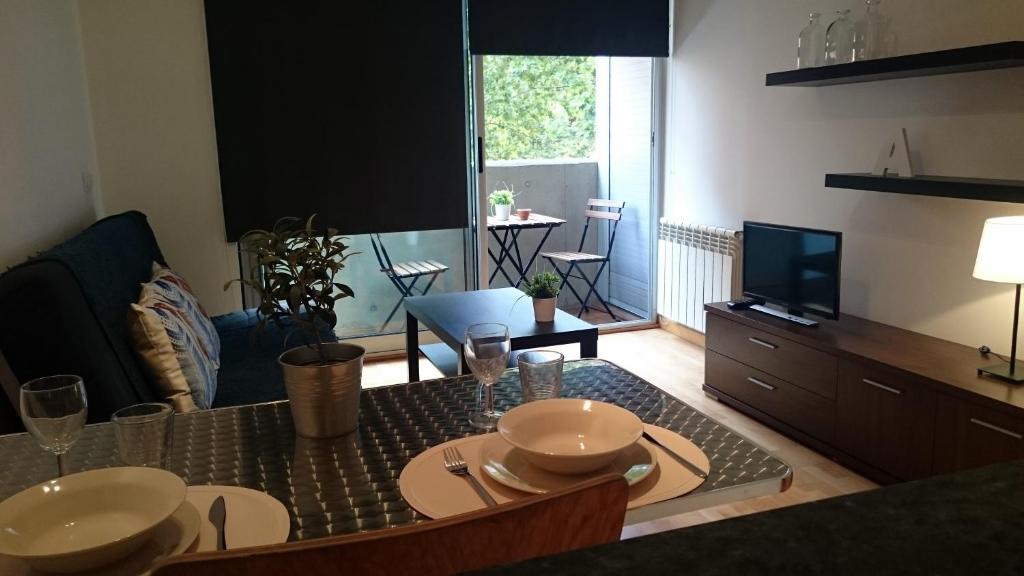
[0,211,312,434]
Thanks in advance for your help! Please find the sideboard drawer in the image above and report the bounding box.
[836,360,935,480]
[706,351,835,442]
[706,314,838,399]
[933,394,1024,475]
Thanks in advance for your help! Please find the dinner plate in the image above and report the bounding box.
[0,500,200,576]
[186,486,291,551]
[480,433,657,494]
[399,425,710,519]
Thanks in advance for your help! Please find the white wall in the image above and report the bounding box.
[77,0,241,315]
[667,0,1024,351]
[0,0,98,268]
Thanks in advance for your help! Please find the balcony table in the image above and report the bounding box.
[0,360,791,541]
[487,214,566,287]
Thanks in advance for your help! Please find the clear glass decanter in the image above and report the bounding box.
[824,9,854,65]
[853,0,895,61]
[797,12,825,69]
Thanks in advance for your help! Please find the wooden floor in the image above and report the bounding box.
[361,328,876,538]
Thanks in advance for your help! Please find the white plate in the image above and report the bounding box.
[480,433,657,494]
[186,486,290,551]
[398,425,710,519]
[0,500,200,576]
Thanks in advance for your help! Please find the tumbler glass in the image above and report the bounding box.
[112,403,174,469]
[518,350,565,402]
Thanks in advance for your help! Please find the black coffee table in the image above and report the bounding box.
[404,287,598,381]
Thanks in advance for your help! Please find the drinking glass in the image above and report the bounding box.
[465,323,511,430]
[19,375,88,477]
[518,350,564,402]
[112,403,174,469]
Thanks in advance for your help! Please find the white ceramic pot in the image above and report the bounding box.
[533,297,556,323]
[493,204,511,221]
[279,342,365,438]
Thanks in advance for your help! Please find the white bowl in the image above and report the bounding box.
[0,467,187,573]
[497,398,644,475]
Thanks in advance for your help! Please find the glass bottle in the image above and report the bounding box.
[853,0,894,61]
[824,10,854,65]
[797,12,825,69]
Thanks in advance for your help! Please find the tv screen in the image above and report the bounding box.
[743,222,842,320]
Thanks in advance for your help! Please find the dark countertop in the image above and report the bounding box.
[478,460,1024,576]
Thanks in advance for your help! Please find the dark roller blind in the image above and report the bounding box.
[469,0,670,57]
[204,1,470,241]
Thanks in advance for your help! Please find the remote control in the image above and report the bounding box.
[727,298,763,310]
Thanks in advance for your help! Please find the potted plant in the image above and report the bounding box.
[227,215,361,438]
[523,271,561,322]
[489,184,516,221]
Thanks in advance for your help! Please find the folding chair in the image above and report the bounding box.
[541,199,625,321]
[370,233,448,332]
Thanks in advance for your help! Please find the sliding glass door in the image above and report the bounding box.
[475,55,660,327]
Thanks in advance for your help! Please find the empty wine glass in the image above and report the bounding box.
[20,375,88,477]
[465,323,511,430]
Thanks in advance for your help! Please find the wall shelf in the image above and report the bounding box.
[824,173,1024,204]
[767,41,1024,87]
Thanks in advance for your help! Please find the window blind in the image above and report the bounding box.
[468,0,671,57]
[204,1,471,241]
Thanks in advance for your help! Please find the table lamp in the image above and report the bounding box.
[973,216,1024,383]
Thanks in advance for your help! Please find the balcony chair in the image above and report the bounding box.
[370,233,449,332]
[152,474,628,576]
[541,199,626,321]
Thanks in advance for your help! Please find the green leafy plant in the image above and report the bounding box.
[225,215,357,363]
[489,185,516,207]
[522,271,561,299]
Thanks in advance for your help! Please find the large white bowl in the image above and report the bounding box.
[497,398,643,475]
[0,467,187,573]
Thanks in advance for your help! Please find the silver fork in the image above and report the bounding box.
[443,446,498,508]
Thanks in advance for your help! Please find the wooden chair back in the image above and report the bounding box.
[152,474,629,576]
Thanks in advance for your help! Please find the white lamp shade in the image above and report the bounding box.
[973,216,1024,284]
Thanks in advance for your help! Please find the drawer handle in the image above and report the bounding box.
[747,377,776,391]
[862,378,902,395]
[970,418,1023,440]
[747,337,778,350]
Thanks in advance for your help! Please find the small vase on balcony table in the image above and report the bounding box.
[494,204,511,221]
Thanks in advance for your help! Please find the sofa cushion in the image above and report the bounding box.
[148,264,221,369]
[129,269,220,411]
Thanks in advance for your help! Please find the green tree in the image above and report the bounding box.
[483,56,596,161]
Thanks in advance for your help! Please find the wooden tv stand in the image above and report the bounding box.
[703,302,1024,484]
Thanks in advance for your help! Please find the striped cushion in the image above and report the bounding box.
[127,265,219,410]
[148,265,221,368]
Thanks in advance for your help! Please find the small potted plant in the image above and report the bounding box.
[226,215,361,438]
[523,271,561,323]
[489,184,516,221]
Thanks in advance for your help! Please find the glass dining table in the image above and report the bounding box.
[0,360,791,541]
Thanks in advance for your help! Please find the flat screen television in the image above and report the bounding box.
[743,222,842,320]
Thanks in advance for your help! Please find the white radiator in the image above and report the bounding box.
[657,219,742,333]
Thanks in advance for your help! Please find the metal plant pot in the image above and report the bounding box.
[279,342,365,438]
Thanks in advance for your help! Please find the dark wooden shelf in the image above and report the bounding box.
[767,41,1024,87]
[824,173,1024,204]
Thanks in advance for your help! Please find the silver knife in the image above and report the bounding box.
[642,431,709,479]
[208,496,227,551]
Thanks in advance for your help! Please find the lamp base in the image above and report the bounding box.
[977,363,1024,384]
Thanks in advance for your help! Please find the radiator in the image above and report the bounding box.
[657,219,742,333]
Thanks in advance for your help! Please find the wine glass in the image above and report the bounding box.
[20,375,88,477]
[465,323,511,430]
